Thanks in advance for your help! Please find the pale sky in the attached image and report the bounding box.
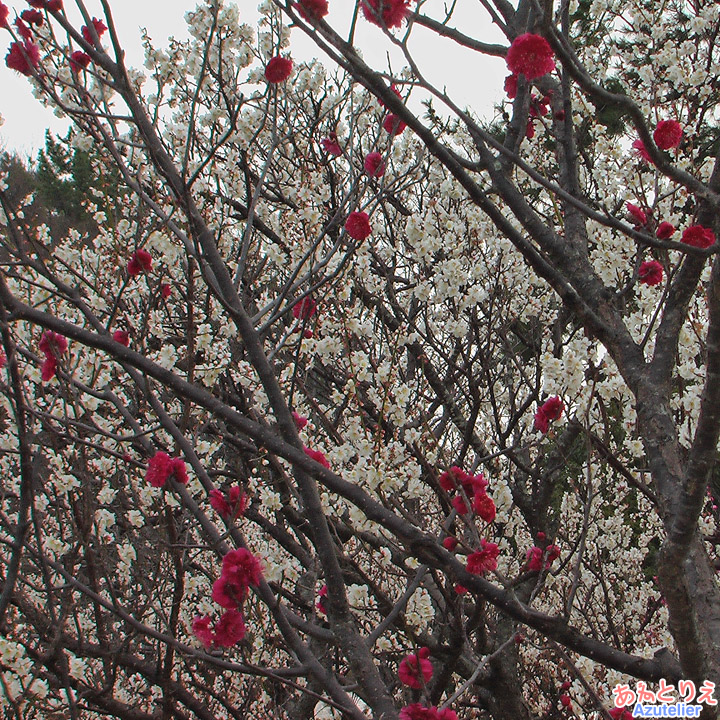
[0,1,505,158]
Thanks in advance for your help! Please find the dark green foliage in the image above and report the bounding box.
[36,131,95,223]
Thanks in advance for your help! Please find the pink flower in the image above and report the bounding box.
[170,457,188,484]
[632,139,652,164]
[610,709,634,720]
[222,548,264,589]
[364,151,386,177]
[345,211,372,241]
[192,615,215,649]
[638,260,663,286]
[293,297,317,320]
[533,395,564,433]
[383,113,407,136]
[0,3,9,29]
[212,575,248,609]
[506,33,555,80]
[292,411,308,429]
[146,451,172,488]
[6,41,40,76]
[70,50,91,71]
[210,486,248,520]
[466,539,500,575]
[656,221,676,240]
[112,330,130,346]
[265,56,293,83]
[213,608,246,647]
[626,202,647,226]
[160,283,172,299]
[316,584,328,614]
[145,451,188,488]
[378,83,403,108]
[681,224,716,249]
[39,331,67,381]
[295,0,329,20]
[525,121,535,139]
[504,74,518,99]
[14,18,32,42]
[451,495,469,515]
[81,18,107,44]
[473,493,496,523]
[438,466,475,492]
[304,445,330,468]
[560,694,572,708]
[362,0,413,29]
[41,356,58,381]
[653,120,682,150]
[127,248,152,277]
[28,0,63,9]
[399,704,458,720]
[526,544,560,571]
[321,132,342,156]
[442,536,458,551]
[526,546,544,572]
[20,9,43,26]
[398,648,433,689]
[39,330,68,358]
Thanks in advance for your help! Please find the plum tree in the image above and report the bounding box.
[1,0,719,718]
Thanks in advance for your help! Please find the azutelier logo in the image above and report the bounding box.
[612,681,716,719]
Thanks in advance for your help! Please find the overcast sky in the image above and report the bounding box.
[0,1,505,158]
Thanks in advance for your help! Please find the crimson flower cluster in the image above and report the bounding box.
[292,411,308,429]
[398,647,433,689]
[399,703,458,720]
[28,0,63,9]
[295,0,329,21]
[321,132,342,157]
[525,543,561,571]
[638,260,663,286]
[681,224,715,249]
[145,451,189,488]
[533,395,564,433]
[265,55,293,83]
[632,139,652,163]
[209,485,248,520]
[304,445,330,468]
[345,211,372,242]
[112,329,130,346]
[439,466,496,521]
[656,221,676,240]
[653,120,682,150]
[626,202,647,227]
[364,151,386,178]
[466,539,500,575]
[212,548,263,607]
[127,248,152,277]
[81,17,107,45]
[506,33,556,81]
[38,330,67,382]
[316,584,328,614]
[361,0,414,29]
[193,609,246,649]
[70,50,91,71]
[6,39,40,76]
[293,296,317,321]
